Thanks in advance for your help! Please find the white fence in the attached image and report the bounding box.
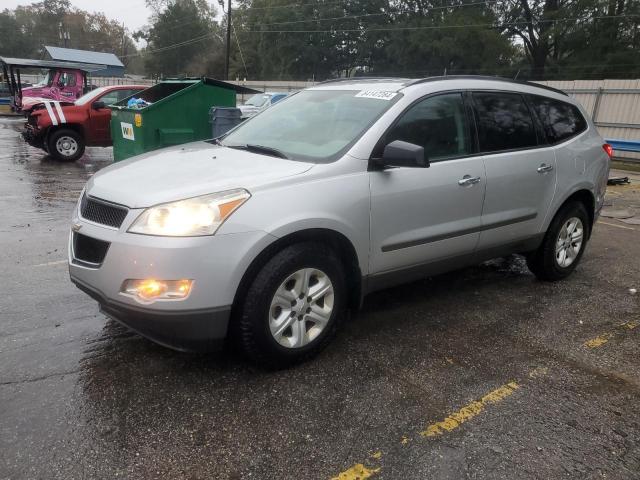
[15,74,640,160]
[538,79,640,161]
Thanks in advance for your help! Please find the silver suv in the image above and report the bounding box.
[69,76,610,366]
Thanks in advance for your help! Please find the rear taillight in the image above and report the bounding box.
[603,143,613,159]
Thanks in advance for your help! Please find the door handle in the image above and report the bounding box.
[537,163,554,173]
[458,175,481,186]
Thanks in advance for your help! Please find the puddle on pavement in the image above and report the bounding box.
[0,117,113,211]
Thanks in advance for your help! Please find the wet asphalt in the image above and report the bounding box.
[1,116,639,480]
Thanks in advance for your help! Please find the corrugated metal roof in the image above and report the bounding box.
[0,56,107,72]
[45,46,124,68]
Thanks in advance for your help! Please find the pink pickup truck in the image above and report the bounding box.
[20,69,87,111]
[1,57,105,113]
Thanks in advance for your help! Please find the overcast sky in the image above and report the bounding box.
[4,0,152,32]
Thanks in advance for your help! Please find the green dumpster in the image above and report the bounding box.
[110,77,258,161]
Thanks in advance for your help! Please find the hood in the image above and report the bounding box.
[87,141,314,208]
[28,98,74,111]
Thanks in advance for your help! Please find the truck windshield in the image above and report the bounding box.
[222,89,400,163]
[33,71,53,87]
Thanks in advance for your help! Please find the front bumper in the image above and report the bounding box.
[22,124,45,148]
[68,205,276,352]
[71,276,230,352]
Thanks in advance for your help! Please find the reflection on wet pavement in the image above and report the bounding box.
[1,117,639,480]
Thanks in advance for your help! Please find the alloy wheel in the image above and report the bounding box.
[268,268,334,349]
[555,217,584,268]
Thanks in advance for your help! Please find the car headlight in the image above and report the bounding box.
[128,189,250,236]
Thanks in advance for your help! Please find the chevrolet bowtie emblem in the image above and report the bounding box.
[72,223,82,233]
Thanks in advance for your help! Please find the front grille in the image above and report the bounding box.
[73,233,110,266]
[80,194,128,228]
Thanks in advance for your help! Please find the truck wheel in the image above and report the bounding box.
[235,242,347,368]
[526,201,590,281]
[48,129,85,162]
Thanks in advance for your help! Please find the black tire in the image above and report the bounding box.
[235,242,347,368]
[48,128,85,162]
[526,201,590,281]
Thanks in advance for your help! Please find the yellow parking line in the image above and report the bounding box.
[421,382,520,437]
[597,220,636,231]
[330,463,380,480]
[331,452,383,480]
[584,333,613,348]
[584,321,638,348]
[328,372,541,479]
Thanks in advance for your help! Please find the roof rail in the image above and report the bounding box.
[405,75,569,96]
[316,77,410,85]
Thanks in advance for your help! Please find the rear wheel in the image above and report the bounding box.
[526,201,590,281]
[235,242,346,368]
[48,128,85,162]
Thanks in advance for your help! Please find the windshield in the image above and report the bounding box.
[75,87,109,105]
[245,94,270,107]
[223,89,400,162]
[33,71,53,87]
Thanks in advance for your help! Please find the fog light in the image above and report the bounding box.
[122,279,193,301]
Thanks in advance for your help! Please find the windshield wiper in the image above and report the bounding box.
[226,143,289,159]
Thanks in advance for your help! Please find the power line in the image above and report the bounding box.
[237,1,497,28]
[240,0,348,10]
[124,14,640,58]
[147,0,494,32]
[243,14,640,32]
[233,23,249,79]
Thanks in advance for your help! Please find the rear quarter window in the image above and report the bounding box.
[528,95,587,143]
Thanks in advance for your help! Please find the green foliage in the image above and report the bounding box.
[0,0,139,70]
[496,0,640,79]
[1,0,639,80]
[141,0,223,77]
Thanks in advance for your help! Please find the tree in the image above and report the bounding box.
[141,0,221,77]
[495,0,640,80]
[371,0,516,77]
[233,0,515,80]
[0,9,36,58]
[0,0,140,73]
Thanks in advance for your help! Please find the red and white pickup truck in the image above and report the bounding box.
[23,84,145,161]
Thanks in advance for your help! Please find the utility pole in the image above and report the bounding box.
[225,0,232,80]
[59,22,70,48]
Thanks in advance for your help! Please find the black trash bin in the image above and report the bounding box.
[209,107,243,138]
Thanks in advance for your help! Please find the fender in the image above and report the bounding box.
[42,101,67,126]
[542,180,596,232]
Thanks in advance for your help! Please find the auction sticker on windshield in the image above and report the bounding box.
[354,90,398,100]
[121,122,135,141]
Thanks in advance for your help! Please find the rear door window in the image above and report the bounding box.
[382,93,472,162]
[99,91,120,105]
[472,92,538,152]
[528,95,588,143]
[58,72,76,88]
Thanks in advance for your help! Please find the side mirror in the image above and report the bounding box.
[376,140,429,168]
[92,101,106,110]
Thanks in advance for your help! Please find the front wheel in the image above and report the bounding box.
[526,201,590,281]
[235,242,347,368]
[48,128,85,162]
